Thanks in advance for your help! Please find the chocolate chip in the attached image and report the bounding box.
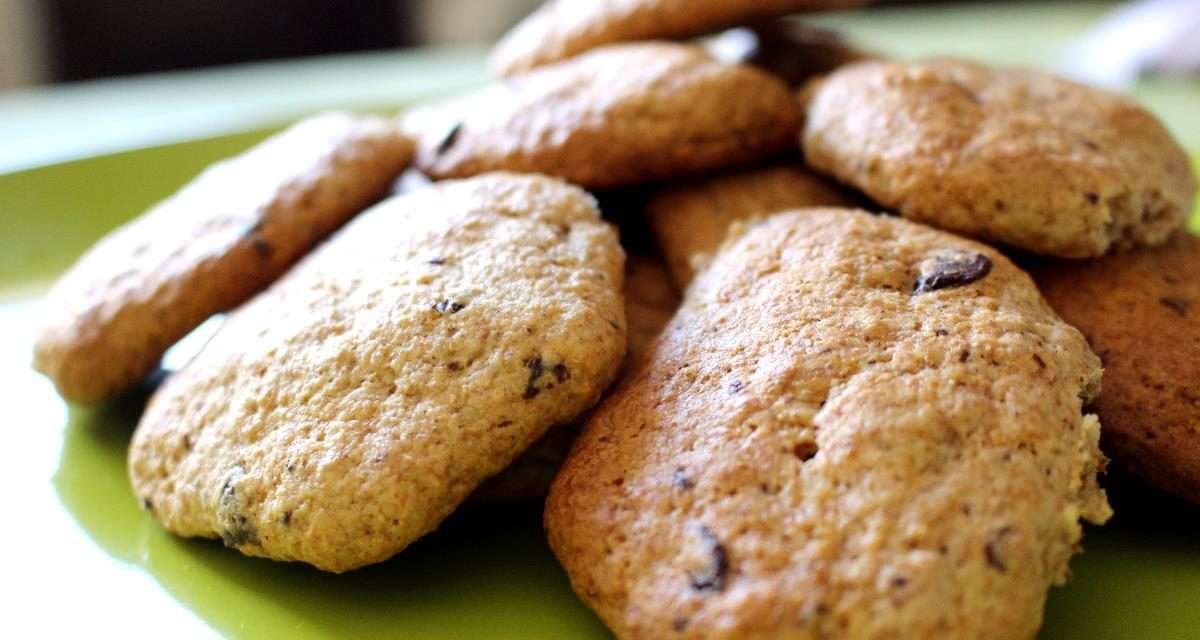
[435,123,462,155]
[432,299,466,314]
[672,617,689,632]
[553,363,570,383]
[141,497,154,512]
[1081,139,1100,151]
[728,380,745,393]
[985,526,1014,572]
[1161,296,1192,317]
[1084,192,1100,205]
[891,575,909,589]
[673,467,695,490]
[1032,353,1047,369]
[523,356,545,399]
[447,361,462,372]
[281,511,292,526]
[792,440,819,461]
[217,467,258,547]
[427,257,446,266]
[914,253,993,294]
[689,526,729,592]
[251,237,273,258]
[934,329,949,337]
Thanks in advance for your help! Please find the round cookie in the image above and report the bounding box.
[129,173,627,573]
[490,0,867,77]
[33,113,414,404]
[404,43,802,190]
[803,58,1197,258]
[1030,231,1200,503]
[645,162,859,289]
[547,208,1110,639]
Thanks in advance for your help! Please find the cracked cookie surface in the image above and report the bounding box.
[547,208,1110,639]
[803,58,1196,257]
[405,43,800,190]
[129,173,626,572]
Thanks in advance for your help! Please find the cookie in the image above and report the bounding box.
[404,43,801,190]
[33,113,414,404]
[705,20,875,86]
[128,173,627,573]
[645,162,858,289]
[475,253,680,503]
[1030,231,1200,503]
[490,0,866,77]
[547,208,1110,639]
[803,58,1197,258]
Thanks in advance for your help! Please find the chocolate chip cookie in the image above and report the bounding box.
[547,208,1110,639]
[129,173,627,572]
[645,162,859,289]
[1031,231,1200,503]
[33,113,414,403]
[803,58,1197,257]
[404,43,801,190]
[491,0,867,77]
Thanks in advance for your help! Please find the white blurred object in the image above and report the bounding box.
[1058,0,1200,89]
[0,0,50,89]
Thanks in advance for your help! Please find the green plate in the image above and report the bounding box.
[5,4,1200,635]
[4,137,1199,640]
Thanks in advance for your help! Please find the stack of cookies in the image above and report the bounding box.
[32,0,1198,638]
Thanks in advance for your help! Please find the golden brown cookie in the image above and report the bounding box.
[490,0,867,77]
[129,173,626,573]
[645,162,858,289]
[475,252,680,503]
[1030,231,1200,503]
[803,58,1197,258]
[547,208,1110,639]
[33,113,414,404]
[404,43,801,190]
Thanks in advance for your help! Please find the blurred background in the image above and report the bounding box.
[0,0,546,89]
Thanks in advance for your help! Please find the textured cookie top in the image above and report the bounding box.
[490,0,865,76]
[33,112,413,403]
[129,173,626,572]
[405,43,801,189]
[1031,232,1200,503]
[547,209,1109,639]
[646,163,858,288]
[803,58,1197,257]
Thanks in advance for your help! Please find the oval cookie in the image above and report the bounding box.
[1031,231,1200,503]
[33,112,414,403]
[803,58,1197,257]
[129,173,626,573]
[404,43,801,190]
[645,162,858,289]
[547,208,1110,639]
[490,0,866,77]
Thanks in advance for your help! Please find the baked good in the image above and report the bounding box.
[129,173,626,572]
[1031,231,1200,503]
[547,208,1110,638]
[803,58,1197,257]
[645,162,858,288]
[404,43,801,190]
[474,253,680,503]
[490,0,867,77]
[33,112,414,403]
